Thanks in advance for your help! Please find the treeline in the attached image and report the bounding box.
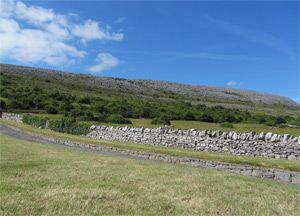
[0,74,297,126]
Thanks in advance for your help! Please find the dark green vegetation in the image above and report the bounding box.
[1,133,299,215]
[23,114,90,135]
[2,118,300,172]
[1,73,299,128]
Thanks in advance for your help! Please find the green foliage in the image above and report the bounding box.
[106,114,132,124]
[77,96,91,104]
[0,99,6,109]
[23,114,48,129]
[0,73,298,128]
[220,122,234,128]
[48,117,90,135]
[23,114,90,135]
[45,104,58,114]
[197,114,214,123]
[151,115,171,125]
[275,116,287,125]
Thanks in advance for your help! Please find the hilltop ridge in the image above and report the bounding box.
[0,64,298,112]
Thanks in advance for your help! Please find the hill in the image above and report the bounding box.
[1,64,298,112]
[0,63,299,129]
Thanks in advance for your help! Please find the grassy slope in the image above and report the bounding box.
[1,133,299,215]
[1,118,300,172]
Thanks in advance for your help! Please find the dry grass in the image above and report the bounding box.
[1,133,299,215]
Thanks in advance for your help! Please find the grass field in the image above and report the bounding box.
[1,133,299,215]
[1,118,300,172]
[31,114,300,136]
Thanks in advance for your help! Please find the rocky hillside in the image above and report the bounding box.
[1,63,298,110]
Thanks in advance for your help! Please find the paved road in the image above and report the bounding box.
[0,123,164,164]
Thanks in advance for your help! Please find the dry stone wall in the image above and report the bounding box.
[87,126,300,160]
[1,113,300,160]
[1,113,23,122]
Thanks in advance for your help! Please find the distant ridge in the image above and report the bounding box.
[1,63,298,108]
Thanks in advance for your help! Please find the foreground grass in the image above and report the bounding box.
[0,134,299,215]
[1,118,300,172]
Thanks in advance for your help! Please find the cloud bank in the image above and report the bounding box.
[0,0,123,69]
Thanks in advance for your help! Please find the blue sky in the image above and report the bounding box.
[0,0,299,102]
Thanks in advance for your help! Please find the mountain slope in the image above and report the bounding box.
[1,63,298,110]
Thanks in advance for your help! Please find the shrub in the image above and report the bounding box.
[198,114,214,123]
[23,114,48,129]
[77,97,91,104]
[48,119,63,132]
[106,114,132,124]
[45,105,58,114]
[183,111,195,121]
[220,122,234,128]
[151,116,171,125]
[275,116,287,125]
[48,117,90,135]
[23,114,90,135]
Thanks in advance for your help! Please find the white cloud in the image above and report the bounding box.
[0,0,123,67]
[226,81,237,86]
[15,1,56,25]
[73,20,124,43]
[0,18,86,66]
[115,17,126,23]
[88,53,120,73]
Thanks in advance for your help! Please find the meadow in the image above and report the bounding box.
[1,118,299,172]
[1,133,299,215]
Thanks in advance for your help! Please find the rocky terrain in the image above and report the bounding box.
[1,63,299,112]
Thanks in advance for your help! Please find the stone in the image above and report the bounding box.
[232,133,238,140]
[252,169,263,177]
[265,132,273,141]
[259,132,265,140]
[291,173,300,184]
[270,134,278,142]
[263,172,274,179]
[274,171,291,183]
[288,155,297,160]
[248,131,256,140]
[241,169,252,176]
[276,134,282,142]
[283,134,290,143]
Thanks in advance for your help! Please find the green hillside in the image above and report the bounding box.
[0,67,299,132]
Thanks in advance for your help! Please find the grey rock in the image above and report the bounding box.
[270,134,278,142]
[259,132,265,140]
[274,171,291,183]
[265,132,273,141]
[288,155,297,160]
